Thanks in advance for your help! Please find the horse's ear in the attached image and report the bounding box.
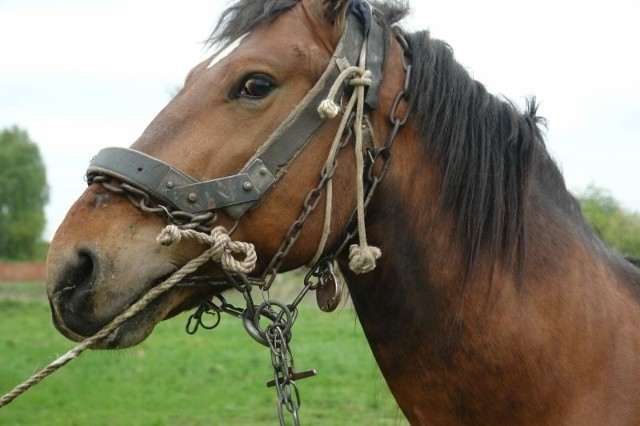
[322,0,350,25]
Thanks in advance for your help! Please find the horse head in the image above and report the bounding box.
[46,0,407,349]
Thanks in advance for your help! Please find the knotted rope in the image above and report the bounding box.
[157,225,257,274]
[0,225,255,408]
[315,43,381,275]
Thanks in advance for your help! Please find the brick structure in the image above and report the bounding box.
[0,263,46,281]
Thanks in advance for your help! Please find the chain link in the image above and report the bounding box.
[267,325,302,426]
[260,124,354,290]
[89,175,218,233]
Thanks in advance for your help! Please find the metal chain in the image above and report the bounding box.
[267,325,302,426]
[90,175,218,233]
[260,123,354,290]
[186,260,331,425]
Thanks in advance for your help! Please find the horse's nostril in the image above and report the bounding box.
[57,249,96,294]
[51,247,105,337]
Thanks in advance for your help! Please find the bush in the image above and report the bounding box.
[577,185,640,258]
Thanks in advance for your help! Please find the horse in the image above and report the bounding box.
[46,0,640,424]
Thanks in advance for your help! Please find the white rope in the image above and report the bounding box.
[157,225,257,274]
[0,225,256,408]
[348,66,381,274]
[317,65,370,119]
[309,93,359,266]
[314,42,381,274]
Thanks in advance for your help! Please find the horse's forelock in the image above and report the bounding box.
[208,0,411,48]
[208,0,300,48]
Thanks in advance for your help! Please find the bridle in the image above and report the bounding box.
[85,1,412,424]
[87,4,385,221]
[86,0,412,283]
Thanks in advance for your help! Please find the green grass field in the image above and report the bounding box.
[0,282,407,425]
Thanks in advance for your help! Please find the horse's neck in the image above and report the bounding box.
[342,149,640,424]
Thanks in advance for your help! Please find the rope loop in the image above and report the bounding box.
[317,66,371,121]
[157,225,257,274]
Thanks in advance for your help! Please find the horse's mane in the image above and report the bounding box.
[406,31,552,276]
[209,0,581,277]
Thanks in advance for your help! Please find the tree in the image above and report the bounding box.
[577,185,640,258]
[0,126,49,260]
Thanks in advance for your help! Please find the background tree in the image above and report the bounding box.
[0,126,49,260]
[577,185,640,258]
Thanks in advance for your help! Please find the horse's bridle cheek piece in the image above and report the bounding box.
[86,7,385,222]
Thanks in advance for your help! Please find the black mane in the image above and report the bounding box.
[210,0,574,276]
[406,31,551,275]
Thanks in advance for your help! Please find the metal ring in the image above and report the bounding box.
[256,301,294,337]
[199,310,222,330]
[242,308,269,346]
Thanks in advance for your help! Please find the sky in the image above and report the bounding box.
[1,0,638,240]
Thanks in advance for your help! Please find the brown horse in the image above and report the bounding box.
[46,0,640,424]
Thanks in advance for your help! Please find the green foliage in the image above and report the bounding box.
[0,285,407,425]
[577,185,640,258]
[0,126,49,260]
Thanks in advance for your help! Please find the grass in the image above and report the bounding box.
[0,282,407,425]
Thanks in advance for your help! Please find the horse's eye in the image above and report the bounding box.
[239,74,276,99]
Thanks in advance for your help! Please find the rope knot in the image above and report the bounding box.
[156,225,257,274]
[156,224,182,246]
[349,70,372,87]
[348,244,381,274]
[208,226,232,263]
[317,99,341,119]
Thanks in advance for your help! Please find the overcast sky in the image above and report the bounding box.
[1,0,638,240]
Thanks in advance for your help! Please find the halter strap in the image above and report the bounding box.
[86,7,385,220]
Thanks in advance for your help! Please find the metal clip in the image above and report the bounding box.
[185,301,222,335]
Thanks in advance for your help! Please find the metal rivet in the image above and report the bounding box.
[259,167,268,176]
[243,182,253,191]
[188,193,198,202]
[166,181,175,189]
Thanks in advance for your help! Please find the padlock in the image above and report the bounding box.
[316,263,342,312]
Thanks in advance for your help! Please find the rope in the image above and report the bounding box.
[0,225,256,408]
[157,225,257,274]
[348,66,382,274]
[308,92,359,266]
[317,65,369,119]
[315,42,381,275]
